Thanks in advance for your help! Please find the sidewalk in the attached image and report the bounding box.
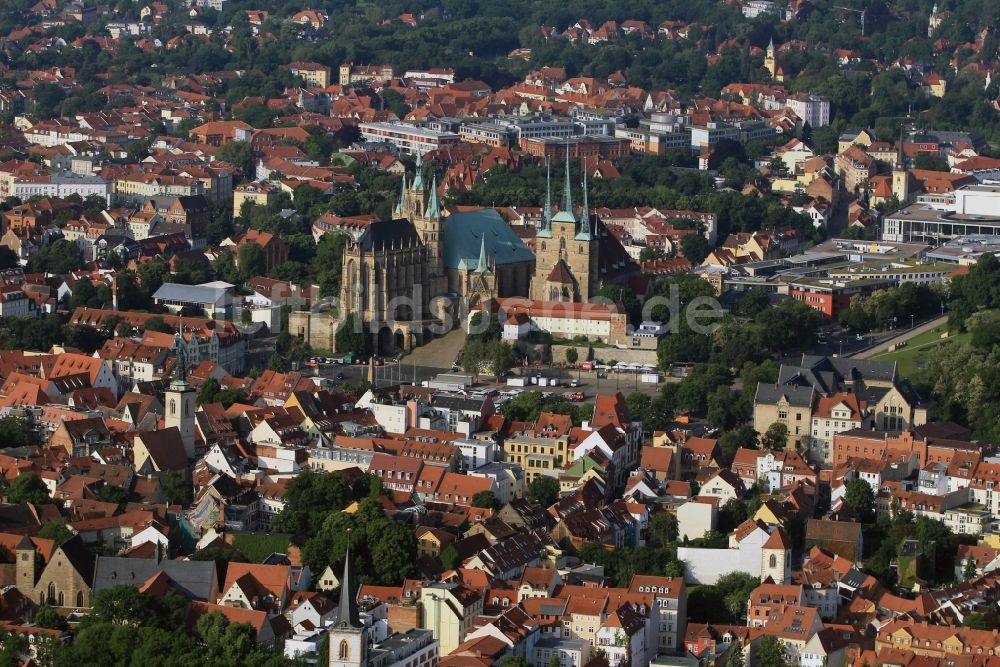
[849,315,949,359]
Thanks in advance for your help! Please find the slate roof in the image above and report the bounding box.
[754,383,814,407]
[93,556,217,601]
[443,209,534,269]
[59,535,96,586]
[356,218,422,252]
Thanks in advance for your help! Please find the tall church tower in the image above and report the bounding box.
[891,131,910,204]
[765,38,781,82]
[398,155,447,301]
[165,329,196,459]
[329,538,365,667]
[531,150,599,303]
[16,534,36,596]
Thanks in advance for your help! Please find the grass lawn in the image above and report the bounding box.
[231,533,291,563]
[871,324,969,378]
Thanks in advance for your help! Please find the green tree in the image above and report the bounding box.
[754,635,787,667]
[471,491,498,508]
[760,422,788,451]
[34,603,67,630]
[487,340,517,379]
[238,242,267,280]
[964,612,994,630]
[273,469,352,536]
[718,425,759,457]
[844,478,875,522]
[198,377,221,405]
[162,470,192,506]
[26,238,83,274]
[527,475,560,508]
[36,521,74,544]
[565,347,579,364]
[965,556,978,580]
[439,542,460,570]
[8,473,51,504]
[315,233,349,296]
[369,517,417,585]
[647,512,679,548]
[467,312,503,342]
[501,658,533,667]
[144,316,172,333]
[680,234,711,264]
[0,415,30,448]
[86,586,165,626]
[216,140,254,179]
[335,315,371,357]
[96,484,131,504]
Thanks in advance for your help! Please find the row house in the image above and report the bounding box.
[464,531,554,580]
[729,448,816,492]
[551,501,638,549]
[94,338,172,393]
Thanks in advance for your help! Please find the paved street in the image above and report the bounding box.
[850,315,949,359]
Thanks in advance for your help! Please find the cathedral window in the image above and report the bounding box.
[169,399,176,415]
[769,554,777,568]
[339,640,350,660]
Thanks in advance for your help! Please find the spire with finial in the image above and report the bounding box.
[172,316,188,386]
[334,529,361,628]
[579,166,591,238]
[394,172,407,217]
[544,158,552,226]
[896,125,905,169]
[424,175,440,218]
[562,146,573,217]
[411,152,424,191]
[475,235,489,274]
[538,158,553,237]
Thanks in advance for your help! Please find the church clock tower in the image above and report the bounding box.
[329,539,365,667]
[165,328,196,459]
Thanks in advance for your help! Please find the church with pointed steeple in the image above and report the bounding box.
[329,538,366,667]
[531,152,601,302]
[338,154,534,353]
[764,37,785,82]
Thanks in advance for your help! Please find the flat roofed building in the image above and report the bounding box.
[883,185,1000,243]
[359,122,460,156]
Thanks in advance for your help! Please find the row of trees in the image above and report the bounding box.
[33,586,285,667]
[839,283,945,333]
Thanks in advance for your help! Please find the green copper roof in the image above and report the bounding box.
[394,172,407,216]
[424,175,441,218]
[411,153,424,191]
[443,209,534,270]
[564,456,606,477]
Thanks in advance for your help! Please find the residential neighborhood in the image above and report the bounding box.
[0,0,998,665]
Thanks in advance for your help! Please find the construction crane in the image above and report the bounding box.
[833,5,866,37]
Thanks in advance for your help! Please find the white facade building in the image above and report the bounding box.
[359,122,460,155]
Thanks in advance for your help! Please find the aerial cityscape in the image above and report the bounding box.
[0,0,997,664]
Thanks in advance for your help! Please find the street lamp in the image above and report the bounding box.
[910,314,914,330]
